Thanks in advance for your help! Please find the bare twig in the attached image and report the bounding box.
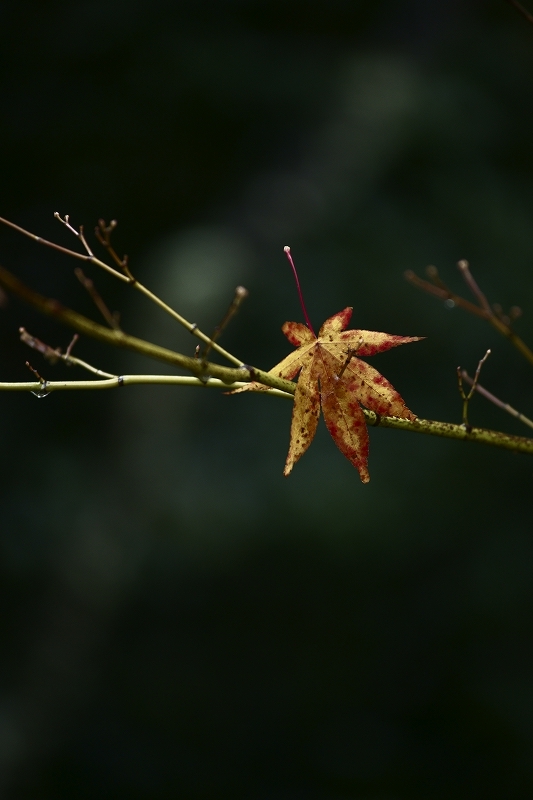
[65,334,79,358]
[74,267,121,330]
[0,264,296,394]
[460,369,533,431]
[0,214,128,281]
[24,360,49,397]
[20,328,116,378]
[405,263,533,366]
[19,328,61,364]
[425,264,453,293]
[0,215,244,366]
[55,212,94,257]
[94,218,134,280]
[25,360,45,382]
[457,349,491,431]
[457,259,492,314]
[20,328,79,365]
[202,285,249,361]
[405,268,488,319]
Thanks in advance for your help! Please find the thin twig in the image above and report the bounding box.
[20,328,115,378]
[0,264,296,394]
[65,334,79,358]
[457,349,491,430]
[457,260,492,315]
[19,328,61,364]
[94,218,134,280]
[202,285,248,361]
[24,361,49,396]
[405,265,533,366]
[0,215,128,281]
[55,213,94,258]
[74,267,121,330]
[25,360,45,383]
[425,264,453,293]
[405,269,488,319]
[0,215,244,366]
[460,369,533,431]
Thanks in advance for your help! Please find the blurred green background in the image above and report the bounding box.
[1,1,533,797]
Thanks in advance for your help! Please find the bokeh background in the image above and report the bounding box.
[1,1,533,797]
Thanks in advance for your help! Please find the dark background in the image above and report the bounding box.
[1,1,533,797]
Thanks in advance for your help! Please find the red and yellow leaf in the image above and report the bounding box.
[234,307,422,482]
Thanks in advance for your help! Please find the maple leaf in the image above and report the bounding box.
[236,307,422,482]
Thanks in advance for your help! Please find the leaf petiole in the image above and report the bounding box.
[284,246,316,337]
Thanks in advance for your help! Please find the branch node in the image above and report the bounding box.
[241,364,256,382]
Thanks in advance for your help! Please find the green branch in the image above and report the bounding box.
[0,265,296,394]
[0,374,291,399]
[1,264,533,459]
[364,411,533,456]
[2,369,532,457]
